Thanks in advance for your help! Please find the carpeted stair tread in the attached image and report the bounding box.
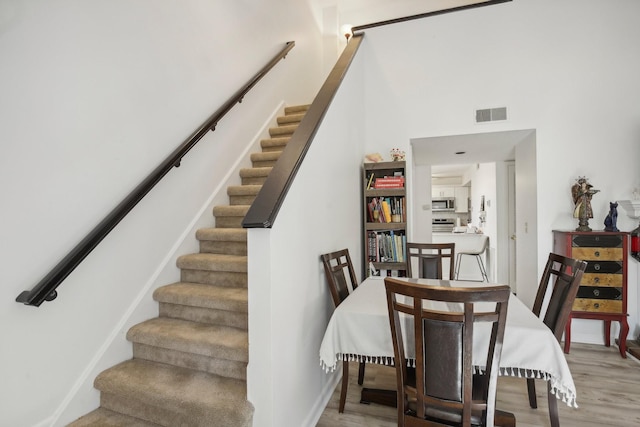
[212,205,250,216]
[94,359,253,427]
[250,151,281,162]
[260,137,290,151]
[268,124,298,137]
[68,407,162,427]
[239,166,272,178]
[277,113,304,125]
[177,253,247,273]
[195,228,247,253]
[154,282,247,313]
[195,227,247,242]
[227,185,262,205]
[212,206,250,228]
[127,317,248,362]
[285,104,310,115]
[227,184,262,196]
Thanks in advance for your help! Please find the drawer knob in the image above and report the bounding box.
[594,263,601,271]
[594,251,600,257]
[594,303,600,309]
[593,289,600,297]
[594,277,600,283]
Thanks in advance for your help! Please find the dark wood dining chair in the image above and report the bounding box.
[320,248,365,413]
[526,253,587,427]
[384,277,516,427]
[406,242,455,280]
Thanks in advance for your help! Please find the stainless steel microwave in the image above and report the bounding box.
[432,197,455,211]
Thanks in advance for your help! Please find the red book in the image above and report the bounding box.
[374,182,405,189]
[374,177,405,189]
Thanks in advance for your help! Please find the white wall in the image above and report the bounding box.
[0,1,324,426]
[411,163,432,240]
[248,51,365,427]
[359,0,640,344]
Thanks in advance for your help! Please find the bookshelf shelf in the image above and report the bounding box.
[365,188,405,197]
[362,161,407,277]
[366,223,406,231]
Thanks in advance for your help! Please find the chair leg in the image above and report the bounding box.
[339,360,349,413]
[357,361,365,385]
[527,378,538,408]
[547,381,560,427]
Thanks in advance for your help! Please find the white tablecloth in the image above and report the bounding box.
[319,277,577,407]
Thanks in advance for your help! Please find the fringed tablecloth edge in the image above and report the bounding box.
[320,354,577,408]
[475,365,578,408]
[320,353,396,372]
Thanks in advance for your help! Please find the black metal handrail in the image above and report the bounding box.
[351,0,511,34]
[242,34,364,229]
[16,41,295,307]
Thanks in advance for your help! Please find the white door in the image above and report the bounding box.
[507,162,516,292]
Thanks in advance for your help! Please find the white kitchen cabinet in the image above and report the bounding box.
[454,186,469,213]
[432,186,455,198]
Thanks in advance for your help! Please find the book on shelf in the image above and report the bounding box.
[367,197,385,222]
[381,199,392,223]
[366,172,375,190]
[367,196,407,223]
[374,176,405,189]
[367,230,407,264]
[367,231,378,262]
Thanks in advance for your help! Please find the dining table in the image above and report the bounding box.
[319,276,578,420]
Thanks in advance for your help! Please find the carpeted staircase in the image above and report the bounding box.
[67,104,309,427]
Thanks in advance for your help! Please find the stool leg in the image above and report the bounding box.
[475,254,488,282]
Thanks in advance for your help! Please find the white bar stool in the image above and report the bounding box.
[454,235,489,281]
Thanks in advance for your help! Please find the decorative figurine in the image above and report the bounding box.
[390,148,405,161]
[571,176,599,232]
[364,153,383,163]
[604,202,619,232]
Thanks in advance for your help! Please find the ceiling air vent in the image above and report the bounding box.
[476,107,507,123]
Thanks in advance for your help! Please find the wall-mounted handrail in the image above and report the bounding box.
[16,41,295,307]
[351,0,511,34]
[242,34,364,229]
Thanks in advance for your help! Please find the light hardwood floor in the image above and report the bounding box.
[316,343,640,427]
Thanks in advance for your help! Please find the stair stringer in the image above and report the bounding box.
[52,101,288,427]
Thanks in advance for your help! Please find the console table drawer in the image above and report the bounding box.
[572,298,623,313]
[581,273,623,286]
[572,234,623,248]
[577,286,622,300]
[584,260,623,274]
[572,247,623,261]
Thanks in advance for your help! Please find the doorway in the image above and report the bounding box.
[410,130,536,296]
